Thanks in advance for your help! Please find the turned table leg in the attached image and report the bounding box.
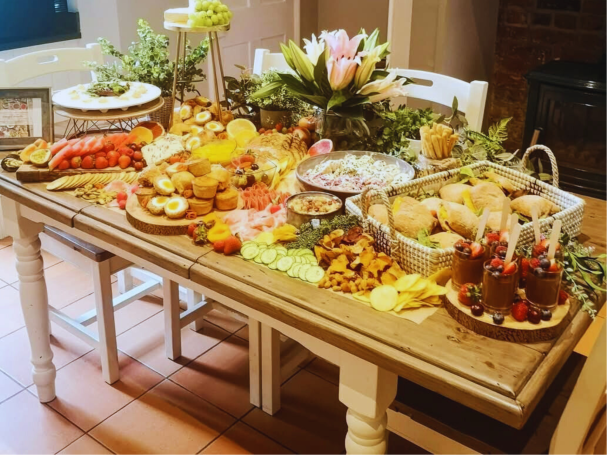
[2,198,56,402]
[339,355,397,454]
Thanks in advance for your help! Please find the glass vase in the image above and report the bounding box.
[315,109,371,151]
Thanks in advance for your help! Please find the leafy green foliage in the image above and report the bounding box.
[286,215,360,250]
[86,19,209,98]
[246,69,311,116]
[224,65,261,115]
[417,229,439,249]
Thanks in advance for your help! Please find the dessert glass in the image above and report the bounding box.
[525,266,562,311]
[451,245,488,291]
[481,261,518,315]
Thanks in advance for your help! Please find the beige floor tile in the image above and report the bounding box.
[58,435,113,455]
[29,350,163,432]
[0,246,61,284]
[0,391,83,454]
[243,370,347,454]
[171,335,253,418]
[0,371,21,404]
[0,285,24,338]
[0,322,93,387]
[305,357,340,386]
[61,284,163,337]
[201,421,293,454]
[90,379,235,454]
[204,308,247,334]
[118,312,229,377]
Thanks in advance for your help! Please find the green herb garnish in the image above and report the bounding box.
[287,215,360,250]
[85,81,130,97]
[417,228,439,249]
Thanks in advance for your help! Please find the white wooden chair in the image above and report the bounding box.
[392,69,488,131]
[0,44,184,384]
[253,49,292,75]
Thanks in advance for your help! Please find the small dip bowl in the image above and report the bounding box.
[286,191,343,228]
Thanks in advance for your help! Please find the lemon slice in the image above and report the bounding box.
[226,118,256,139]
[30,149,52,167]
[234,130,259,148]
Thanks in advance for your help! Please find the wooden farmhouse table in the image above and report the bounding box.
[0,169,604,454]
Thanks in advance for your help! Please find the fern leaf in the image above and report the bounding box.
[488,117,511,143]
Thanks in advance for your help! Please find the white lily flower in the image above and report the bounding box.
[358,70,408,102]
[303,34,325,65]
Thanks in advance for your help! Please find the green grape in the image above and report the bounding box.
[194,0,203,11]
[222,12,229,21]
[227,10,233,18]
[201,0,210,9]
[216,16,223,25]
[204,17,213,27]
[211,14,219,24]
[187,18,196,27]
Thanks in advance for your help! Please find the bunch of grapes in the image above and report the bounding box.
[188,0,233,28]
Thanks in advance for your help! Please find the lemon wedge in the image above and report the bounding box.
[226,118,257,139]
[234,130,259,147]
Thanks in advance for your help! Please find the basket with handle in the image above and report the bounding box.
[345,146,585,276]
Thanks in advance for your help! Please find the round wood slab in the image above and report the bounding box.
[444,280,572,342]
[125,195,192,236]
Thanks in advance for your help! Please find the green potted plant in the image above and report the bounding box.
[247,69,310,129]
[86,19,210,128]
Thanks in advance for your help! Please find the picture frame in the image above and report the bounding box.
[0,87,53,151]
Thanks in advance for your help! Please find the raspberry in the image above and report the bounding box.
[490,258,503,268]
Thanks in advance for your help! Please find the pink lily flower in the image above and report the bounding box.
[320,29,366,90]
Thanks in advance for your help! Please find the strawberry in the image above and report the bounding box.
[116,192,127,203]
[58,160,70,170]
[223,235,242,255]
[485,232,500,245]
[532,244,547,257]
[530,258,541,269]
[269,204,281,214]
[118,199,127,210]
[457,283,481,306]
[70,156,81,169]
[213,240,226,253]
[558,290,568,305]
[187,223,197,238]
[81,155,94,169]
[470,242,484,259]
[490,258,503,269]
[499,229,509,243]
[520,257,530,278]
[548,259,560,272]
[503,262,517,275]
[495,245,508,256]
[512,301,529,322]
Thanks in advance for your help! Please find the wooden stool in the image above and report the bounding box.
[42,226,163,383]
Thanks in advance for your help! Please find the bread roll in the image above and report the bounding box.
[438,201,479,239]
[439,183,471,204]
[470,182,506,212]
[511,195,560,218]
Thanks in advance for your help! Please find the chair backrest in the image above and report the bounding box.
[253,48,290,75]
[392,69,488,131]
[0,43,103,87]
[550,322,606,454]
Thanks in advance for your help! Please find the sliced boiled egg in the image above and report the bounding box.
[164,197,189,219]
[147,196,169,215]
[195,111,213,126]
[205,121,225,133]
[153,177,175,196]
[185,135,202,151]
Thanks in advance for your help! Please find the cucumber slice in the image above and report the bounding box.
[268,258,279,270]
[277,256,294,272]
[289,264,302,278]
[275,247,288,256]
[241,241,257,250]
[254,251,264,263]
[305,266,325,284]
[293,256,302,264]
[241,246,259,260]
[287,249,296,256]
[298,264,311,281]
[304,256,318,265]
[261,249,278,265]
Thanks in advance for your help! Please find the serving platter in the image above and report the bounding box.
[52,82,161,113]
[296,150,415,201]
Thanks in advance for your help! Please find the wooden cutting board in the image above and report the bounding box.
[16,164,138,183]
[125,195,193,236]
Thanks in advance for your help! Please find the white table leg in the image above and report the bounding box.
[117,268,133,294]
[3,198,56,402]
[248,318,262,408]
[186,288,205,332]
[261,324,281,415]
[163,278,181,360]
[339,355,398,454]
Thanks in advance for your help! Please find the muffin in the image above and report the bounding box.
[215,186,238,211]
[187,158,211,177]
[188,197,214,216]
[193,176,219,199]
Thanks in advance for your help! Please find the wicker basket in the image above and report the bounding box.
[345,145,586,276]
[148,96,174,129]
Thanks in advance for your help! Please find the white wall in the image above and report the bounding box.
[308,0,390,41]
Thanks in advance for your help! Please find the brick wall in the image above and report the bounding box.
[487,0,605,150]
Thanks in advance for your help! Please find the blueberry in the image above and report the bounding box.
[500,241,508,246]
[463,247,471,255]
[491,240,498,247]
[471,304,484,316]
[493,312,505,325]
[528,309,541,324]
[497,265,504,273]
[455,243,464,252]
[498,250,506,258]
[492,271,501,279]
[540,258,551,269]
[540,309,552,321]
[251,163,259,171]
[235,168,244,175]
[486,265,495,272]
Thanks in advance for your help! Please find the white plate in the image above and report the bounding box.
[52,82,161,113]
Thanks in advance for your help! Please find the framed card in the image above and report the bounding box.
[0,87,53,151]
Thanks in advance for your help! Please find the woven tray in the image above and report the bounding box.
[345,146,586,276]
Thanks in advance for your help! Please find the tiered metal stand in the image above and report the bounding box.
[164,18,231,128]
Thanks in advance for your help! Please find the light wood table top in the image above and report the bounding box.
[0,170,603,429]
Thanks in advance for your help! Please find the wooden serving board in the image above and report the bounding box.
[443,280,572,342]
[125,195,193,236]
[16,164,137,183]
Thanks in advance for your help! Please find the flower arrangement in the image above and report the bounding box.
[86,19,209,99]
[246,70,310,117]
[251,29,412,119]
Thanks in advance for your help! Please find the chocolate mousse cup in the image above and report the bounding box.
[452,246,488,291]
[482,261,518,315]
[526,267,562,311]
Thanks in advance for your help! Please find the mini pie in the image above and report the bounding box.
[215,186,238,211]
[188,197,214,216]
[192,176,219,199]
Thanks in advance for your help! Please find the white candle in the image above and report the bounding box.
[476,208,491,242]
[505,223,521,266]
[499,199,510,232]
[547,220,562,260]
[531,205,541,245]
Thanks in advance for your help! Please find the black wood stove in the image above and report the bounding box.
[524,60,606,199]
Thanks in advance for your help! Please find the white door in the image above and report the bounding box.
[209,0,295,87]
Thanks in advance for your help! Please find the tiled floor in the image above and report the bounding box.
[0,236,423,454]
